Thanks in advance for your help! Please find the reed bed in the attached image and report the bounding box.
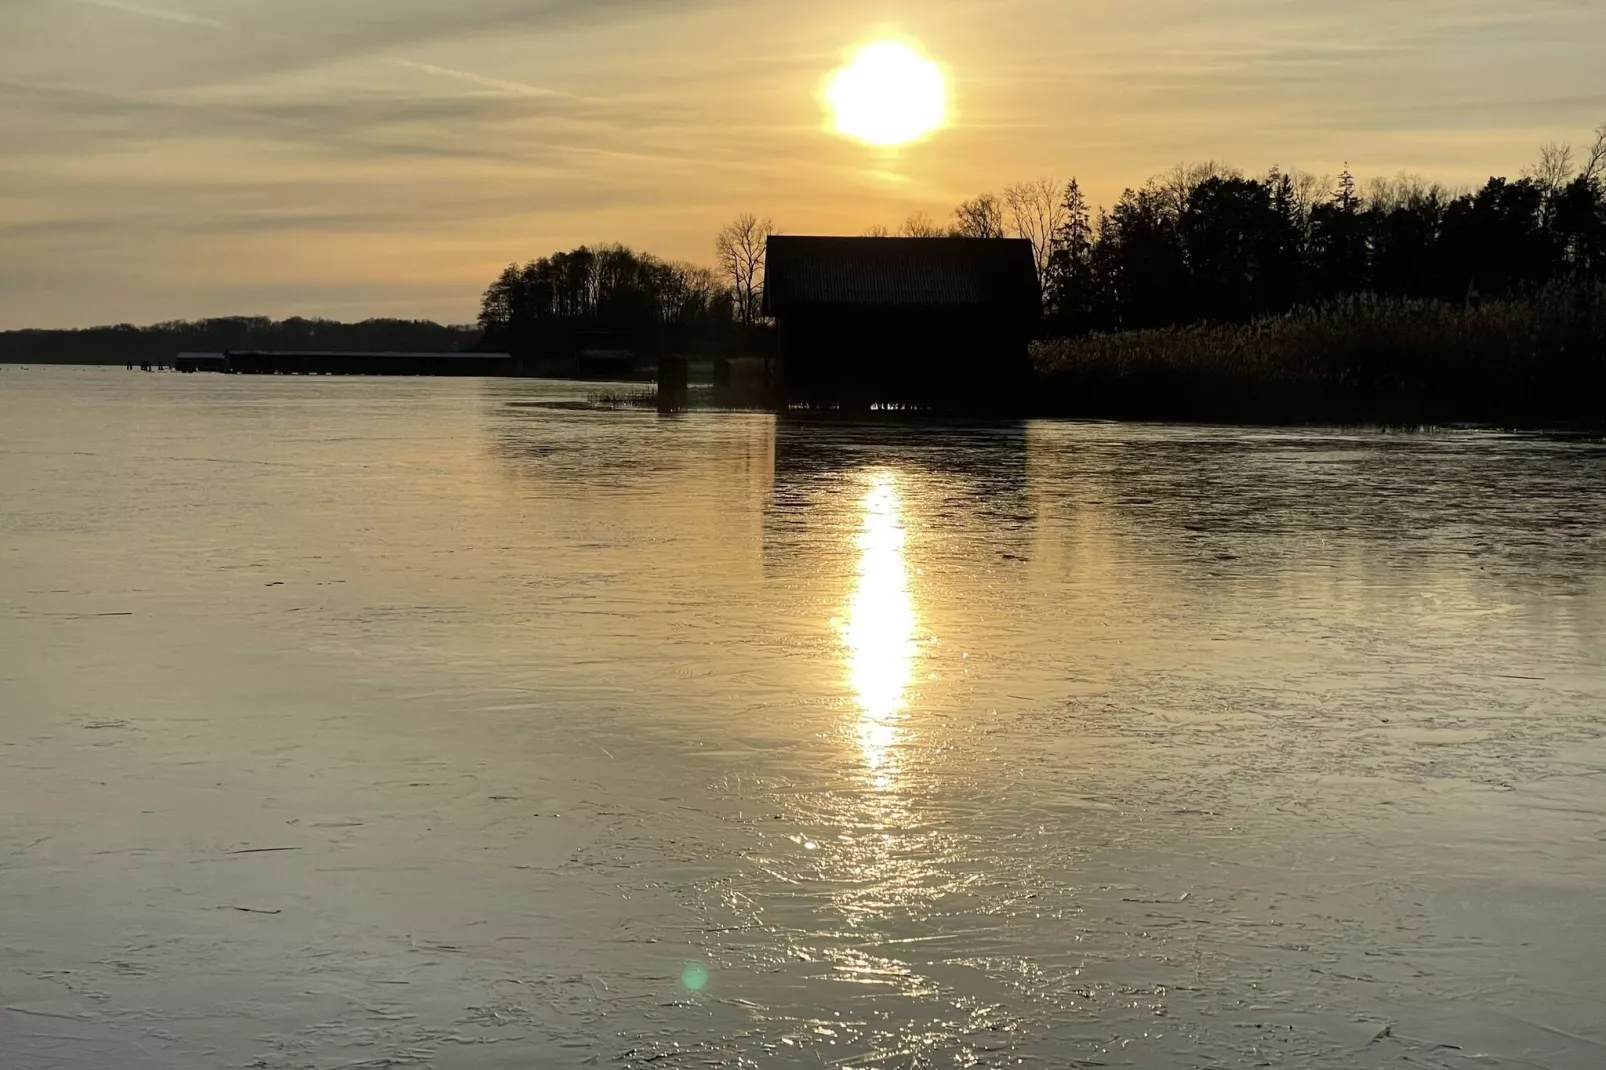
[1030,280,1606,428]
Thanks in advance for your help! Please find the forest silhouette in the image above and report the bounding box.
[0,317,476,366]
[470,127,1606,425]
[473,126,1605,349]
[6,127,1603,424]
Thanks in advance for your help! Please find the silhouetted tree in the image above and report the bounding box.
[902,212,947,238]
[477,244,735,358]
[1309,168,1371,296]
[1554,174,1606,274]
[1368,186,1446,299]
[1265,168,1308,309]
[716,213,775,328]
[1585,124,1606,183]
[1527,142,1577,227]
[1438,178,1552,299]
[1043,178,1096,334]
[1179,175,1295,322]
[1160,161,1235,219]
[1097,184,1187,330]
[952,194,1006,239]
[480,265,520,338]
[1003,178,1066,296]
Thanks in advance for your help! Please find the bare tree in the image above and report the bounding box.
[1365,176,1396,212]
[1290,168,1331,219]
[664,262,726,322]
[715,213,775,327]
[1526,142,1577,198]
[1364,173,1435,213]
[952,193,1006,238]
[1159,161,1235,218]
[862,223,892,238]
[1583,121,1606,184]
[1398,174,1440,211]
[1003,178,1067,289]
[902,211,946,238]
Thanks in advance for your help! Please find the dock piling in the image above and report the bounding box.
[657,356,689,412]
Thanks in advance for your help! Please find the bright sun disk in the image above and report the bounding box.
[826,40,947,148]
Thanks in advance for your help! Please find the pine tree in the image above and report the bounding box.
[1045,179,1096,333]
[1309,165,1371,296]
[1335,167,1359,215]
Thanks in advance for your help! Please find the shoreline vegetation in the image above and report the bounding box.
[0,317,477,368]
[1030,280,1606,428]
[5,127,1605,429]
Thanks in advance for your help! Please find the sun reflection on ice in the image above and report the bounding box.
[845,472,918,785]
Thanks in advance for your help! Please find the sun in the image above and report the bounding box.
[825,40,948,148]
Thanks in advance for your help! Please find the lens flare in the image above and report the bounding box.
[825,40,948,148]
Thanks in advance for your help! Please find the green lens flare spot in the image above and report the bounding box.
[681,962,710,991]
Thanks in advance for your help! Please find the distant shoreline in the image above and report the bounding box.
[6,276,1602,433]
[7,363,1602,437]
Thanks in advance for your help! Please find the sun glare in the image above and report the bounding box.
[826,40,948,148]
[845,472,918,782]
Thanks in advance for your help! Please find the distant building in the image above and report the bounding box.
[762,236,1040,410]
[219,351,513,376]
[576,348,642,381]
[174,352,227,372]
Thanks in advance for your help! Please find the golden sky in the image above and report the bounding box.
[3,0,1603,327]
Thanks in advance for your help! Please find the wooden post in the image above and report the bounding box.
[657,356,689,412]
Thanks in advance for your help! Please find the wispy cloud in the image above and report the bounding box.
[6,0,1605,327]
[70,0,226,29]
[91,0,738,92]
[389,60,571,99]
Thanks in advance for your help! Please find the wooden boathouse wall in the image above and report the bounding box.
[762,237,1041,411]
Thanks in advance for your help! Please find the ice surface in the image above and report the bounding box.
[1,368,1603,1068]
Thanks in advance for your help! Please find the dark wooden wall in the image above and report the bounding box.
[776,307,1031,410]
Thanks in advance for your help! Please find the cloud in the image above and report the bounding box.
[69,0,225,29]
[0,74,685,168]
[388,60,572,99]
[118,0,737,91]
[4,0,1605,327]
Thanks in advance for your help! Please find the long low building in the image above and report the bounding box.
[177,351,516,376]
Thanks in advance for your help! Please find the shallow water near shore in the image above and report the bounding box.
[2,367,1604,1069]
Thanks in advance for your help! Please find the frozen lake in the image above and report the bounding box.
[2,367,1604,1069]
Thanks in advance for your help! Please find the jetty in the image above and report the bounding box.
[170,351,514,375]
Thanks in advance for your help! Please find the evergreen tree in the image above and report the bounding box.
[1309,167,1371,296]
[1044,179,1096,334]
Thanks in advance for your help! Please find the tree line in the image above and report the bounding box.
[22,129,1595,368]
[858,123,1606,337]
[478,122,1604,359]
[476,240,755,359]
[0,317,478,365]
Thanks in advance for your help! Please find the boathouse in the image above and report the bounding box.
[762,236,1040,409]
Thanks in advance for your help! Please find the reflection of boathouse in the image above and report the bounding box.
[763,237,1040,410]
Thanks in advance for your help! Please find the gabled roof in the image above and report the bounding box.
[762,237,1040,316]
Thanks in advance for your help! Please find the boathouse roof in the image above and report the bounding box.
[763,237,1040,316]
